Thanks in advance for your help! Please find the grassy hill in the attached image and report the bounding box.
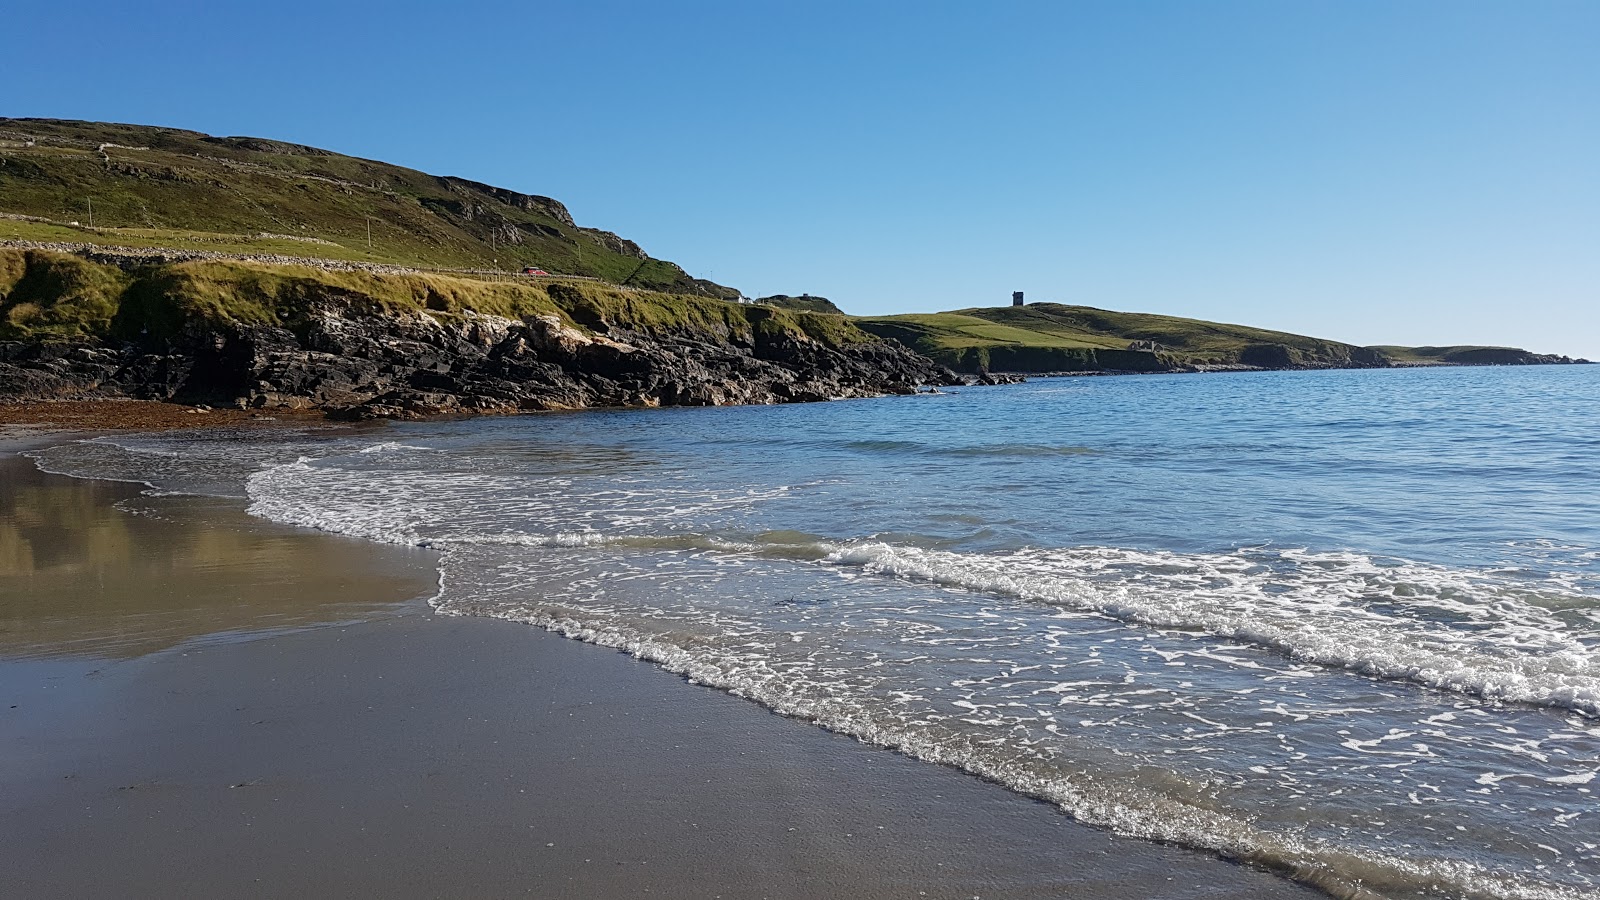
[857,303,1387,373]
[0,118,734,297]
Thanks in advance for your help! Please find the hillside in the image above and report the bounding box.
[0,118,734,297]
[857,303,1388,373]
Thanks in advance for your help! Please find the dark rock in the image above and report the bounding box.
[961,370,1026,386]
[0,300,963,419]
[440,177,576,227]
[1238,343,1296,369]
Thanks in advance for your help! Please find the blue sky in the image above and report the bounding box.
[8,1,1598,356]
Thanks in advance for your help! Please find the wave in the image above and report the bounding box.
[357,440,434,454]
[434,599,1585,900]
[241,450,1600,718]
[942,443,1100,458]
[697,434,1101,459]
[822,542,1600,718]
[842,438,1099,458]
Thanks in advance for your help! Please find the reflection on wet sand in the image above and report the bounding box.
[0,455,438,659]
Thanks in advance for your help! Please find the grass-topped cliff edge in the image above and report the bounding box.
[0,248,943,419]
[0,249,864,350]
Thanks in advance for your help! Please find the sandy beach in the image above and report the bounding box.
[1,443,1316,899]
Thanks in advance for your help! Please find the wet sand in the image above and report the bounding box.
[0,455,436,658]
[0,399,331,431]
[1,451,1316,899]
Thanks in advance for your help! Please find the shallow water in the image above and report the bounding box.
[24,365,1600,899]
[0,455,436,658]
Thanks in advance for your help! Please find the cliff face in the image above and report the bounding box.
[0,250,959,418]
[0,306,953,419]
[1235,342,1389,370]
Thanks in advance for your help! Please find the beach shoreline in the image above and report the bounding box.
[0,444,1318,899]
[0,399,334,432]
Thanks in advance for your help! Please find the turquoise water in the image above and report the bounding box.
[28,365,1600,899]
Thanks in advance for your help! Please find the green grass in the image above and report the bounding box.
[0,249,870,351]
[755,295,845,315]
[0,118,735,297]
[0,249,131,340]
[1368,345,1515,363]
[857,303,1387,372]
[865,312,1121,350]
[0,218,385,262]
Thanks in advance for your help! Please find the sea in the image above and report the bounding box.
[24,364,1600,900]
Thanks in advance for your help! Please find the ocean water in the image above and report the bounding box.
[25,364,1600,900]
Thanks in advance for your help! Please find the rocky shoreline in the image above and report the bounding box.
[3,242,1578,421]
[0,293,1013,420]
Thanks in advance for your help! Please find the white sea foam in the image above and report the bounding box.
[357,440,433,454]
[244,448,1600,717]
[819,542,1600,717]
[430,597,1589,900]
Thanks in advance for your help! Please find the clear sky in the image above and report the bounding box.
[8,1,1598,356]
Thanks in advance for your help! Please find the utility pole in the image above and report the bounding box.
[87,198,93,229]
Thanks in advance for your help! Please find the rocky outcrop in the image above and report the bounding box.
[0,298,965,419]
[577,228,647,260]
[200,136,334,158]
[757,295,846,315]
[440,177,576,227]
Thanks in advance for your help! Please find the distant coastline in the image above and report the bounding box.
[0,241,1584,424]
[1,118,1586,422]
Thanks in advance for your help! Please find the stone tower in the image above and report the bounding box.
[1012,291,1024,307]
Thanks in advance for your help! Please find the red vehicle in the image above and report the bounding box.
[520,266,549,276]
